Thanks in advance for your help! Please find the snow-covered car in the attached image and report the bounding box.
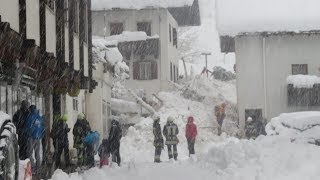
[266,111,320,144]
[0,112,19,180]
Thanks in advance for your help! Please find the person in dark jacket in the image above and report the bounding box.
[25,105,45,175]
[13,100,30,160]
[98,139,110,167]
[51,114,70,168]
[108,119,122,166]
[163,116,179,160]
[185,116,197,156]
[73,113,91,166]
[153,117,164,163]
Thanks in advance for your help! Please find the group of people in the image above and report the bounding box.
[13,101,45,176]
[152,116,198,163]
[50,115,123,169]
[12,100,124,177]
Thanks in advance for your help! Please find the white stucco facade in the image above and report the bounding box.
[86,62,112,139]
[26,0,40,46]
[92,8,179,100]
[73,35,80,70]
[0,0,19,32]
[65,26,70,63]
[235,33,320,132]
[45,6,56,56]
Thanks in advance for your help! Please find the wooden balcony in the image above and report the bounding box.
[287,84,320,106]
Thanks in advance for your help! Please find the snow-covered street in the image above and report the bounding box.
[51,77,320,180]
[51,134,320,180]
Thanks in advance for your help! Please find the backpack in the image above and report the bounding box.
[84,131,100,145]
[26,111,44,139]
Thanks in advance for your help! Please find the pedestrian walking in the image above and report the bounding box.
[51,114,70,168]
[13,100,30,160]
[73,113,91,166]
[215,103,226,135]
[163,116,179,160]
[25,105,45,175]
[108,119,122,166]
[153,117,164,163]
[185,116,197,156]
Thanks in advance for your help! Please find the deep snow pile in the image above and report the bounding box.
[216,0,320,36]
[118,76,238,163]
[287,75,320,88]
[51,135,320,180]
[178,0,235,75]
[202,136,320,180]
[266,112,320,144]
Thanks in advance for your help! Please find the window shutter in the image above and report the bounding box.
[133,62,140,80]
[151,61,158,79]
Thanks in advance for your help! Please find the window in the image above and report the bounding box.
[74,0,79,33]
[139,62,152,80]
[169,24,172,42]
[170,62,173,81]
[110,23,124,36]
[137,22,151,36]
[64,0,69,25]
[173,28,177,48]
[133,61,158,80]
[292,64,308,75]
[73,98,78,111]
[176,66,179,81]
[46,0,55,10]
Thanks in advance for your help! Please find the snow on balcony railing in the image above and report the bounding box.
[287,75,320,89]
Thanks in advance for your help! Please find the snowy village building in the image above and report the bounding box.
[216,0,320,133]
[91,0,200,103]
[0,0,97,151]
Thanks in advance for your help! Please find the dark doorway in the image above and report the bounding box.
[245,109,263,124]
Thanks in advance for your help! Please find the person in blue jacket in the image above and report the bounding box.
[84,131,100,167]
[25,105,45,175]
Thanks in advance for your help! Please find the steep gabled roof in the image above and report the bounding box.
[216,0,320,37]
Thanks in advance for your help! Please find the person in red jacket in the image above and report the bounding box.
[185,116,198,156]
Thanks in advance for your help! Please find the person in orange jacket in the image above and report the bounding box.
[215,103,227,135]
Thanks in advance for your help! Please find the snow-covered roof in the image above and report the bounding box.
[104,31,159,44]
[92,0,194,10]
[93,37,123,65]
[287,75,320,88]
[216,0,320,36]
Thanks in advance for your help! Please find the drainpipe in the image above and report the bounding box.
[158,13,162,91]
[262,37,268,121]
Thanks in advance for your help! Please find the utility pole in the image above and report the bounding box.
[201,52,211,77]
